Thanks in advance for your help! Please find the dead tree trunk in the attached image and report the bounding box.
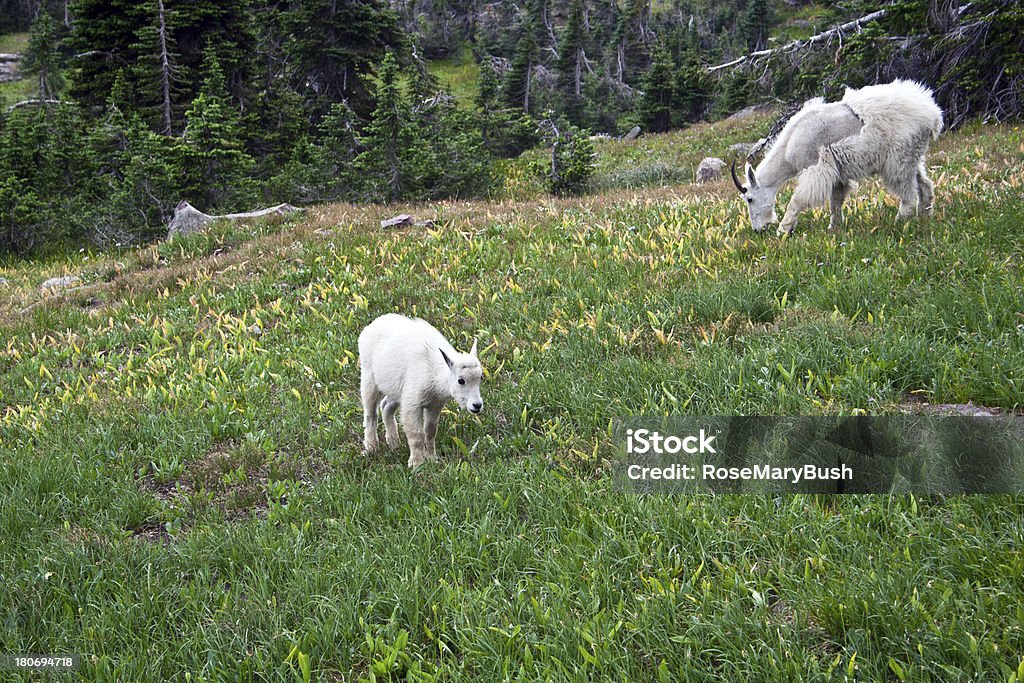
[166,201,304,239]
[156,0,173,135]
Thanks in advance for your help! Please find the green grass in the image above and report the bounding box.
[0,31,29,53]
[2,114,1024,681]
[772,4,846,43]
[426,46,479,108]
[0,32,32,106]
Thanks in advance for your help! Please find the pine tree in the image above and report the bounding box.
[672,39,710,126]
[69,0,147,111]
[475,59,499,149]
[285,0,404,118]
[503,18,538,113]
[555,0,586,124]
[638,44,675,133]
[417,91,493,199]
[22,11,65,100]
[0,104,101,250]
[129,0,179,134]
[179,53,256,210]
[741,0,771,52]
[355,52,425,201]
[306,101,362,201]
[0,175,45,254]
[611,0,652,84]
[90,70,183,244]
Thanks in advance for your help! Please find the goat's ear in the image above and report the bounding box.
[439,348,454,370]
[470,338,478,357]
[746,163,758,187]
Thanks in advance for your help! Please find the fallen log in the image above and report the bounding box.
[4,99,67,113]
[166,200,304,239]
[707,9,889,72]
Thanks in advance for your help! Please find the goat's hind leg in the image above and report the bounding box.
[916,162,935,215]
[361,371,383,453]
[884,159,920,218]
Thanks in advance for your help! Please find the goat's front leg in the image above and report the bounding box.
[402,404,428,467]
[422,406,441,463]
[381,398,400,448]
[779,164,837,236]
[777,200,801,236]
[828,181,852,231]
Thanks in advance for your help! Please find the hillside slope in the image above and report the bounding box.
[1,116,1023,680]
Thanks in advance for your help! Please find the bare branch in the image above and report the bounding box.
[708,9,889,73]
[4,98,68,113]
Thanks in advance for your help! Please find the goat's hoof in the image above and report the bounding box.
[385,435,400,449]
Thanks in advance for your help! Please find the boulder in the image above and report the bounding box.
[696,157,727,184]
[40,275,80,291]
[380,214,415,229]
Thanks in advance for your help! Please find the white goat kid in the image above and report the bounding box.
[733,80,944,235]
[358,314,483,467]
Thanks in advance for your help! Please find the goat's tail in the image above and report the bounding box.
[931,111,945,141]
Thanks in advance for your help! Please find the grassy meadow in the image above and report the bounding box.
[0,33,32,107]
[1,112,1023,681]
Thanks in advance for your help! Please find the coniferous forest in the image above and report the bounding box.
[0,0,1021,254]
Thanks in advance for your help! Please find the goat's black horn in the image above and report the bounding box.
[731,160,746,194]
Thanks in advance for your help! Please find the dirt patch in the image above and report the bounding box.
[135,440,327,534]
[898,394,1011,416]
[128,519,174,544]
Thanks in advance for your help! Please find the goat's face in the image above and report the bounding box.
[732,161,778,232]
[440,340,484,414]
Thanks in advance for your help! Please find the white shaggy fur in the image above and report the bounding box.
[358,314,483,467]
[736,80,944,235]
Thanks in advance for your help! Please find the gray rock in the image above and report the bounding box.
[732,138,769,158]
[380,214,415,229]
[623,125,642,141]
[696,157,727,184]
[725,103,774,122]
[40,275,80,291]
[0,277,9,285]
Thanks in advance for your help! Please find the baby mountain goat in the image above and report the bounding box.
[733,79,944,235]
[359,314,483,468]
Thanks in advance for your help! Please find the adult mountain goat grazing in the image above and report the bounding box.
[359,314,483,468]
[732,80,944,235]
